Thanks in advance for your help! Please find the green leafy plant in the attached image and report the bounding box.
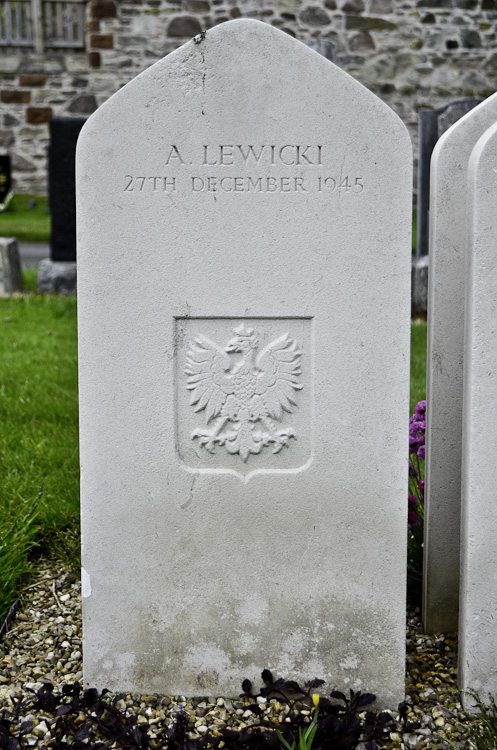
[276,694,319,750]
[240,671,402,750]
[466,690,497,750]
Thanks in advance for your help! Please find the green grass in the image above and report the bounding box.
[0,307,427,625]
[22,266,38,293]
[412,207,417,254]
[0,194,51,242]
[410,318,427,414]
[0,294,78,622]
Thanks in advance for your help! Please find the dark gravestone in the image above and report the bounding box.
[0,155,12,208]
[49,117,86,262]
[304,38,336,62]
[413,98,482,316]
[416,98,482,259]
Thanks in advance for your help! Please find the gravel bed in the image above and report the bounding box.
[0,558,472,749]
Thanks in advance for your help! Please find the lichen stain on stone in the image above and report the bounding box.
[237,596,269,626]
[339,654,360,670]
[181,643,231,691]
[196,669,220,689]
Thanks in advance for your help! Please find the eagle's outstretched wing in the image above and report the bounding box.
[255,334,303,420]
[185,335,234,423]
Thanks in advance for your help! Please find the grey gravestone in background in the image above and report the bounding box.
[459,120,497,707]
[412,99,482,316]
[416,99,482,260]
[304,39,336,62]
[37,117,86,295]
[49,117,86,263]
[0,237,23,295]
[424,93,497,634]
[77,19,411,705]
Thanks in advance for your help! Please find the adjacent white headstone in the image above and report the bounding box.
[0,237,23,295]
[77,19,412,705]
[459,120,497,706]
[424,92,497,633]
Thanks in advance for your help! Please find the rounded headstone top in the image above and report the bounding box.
[78,18,409,161]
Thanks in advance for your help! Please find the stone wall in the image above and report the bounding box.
[1,0,496,195]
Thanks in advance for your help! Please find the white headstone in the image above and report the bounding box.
[77,19,412,705]
[424,92,497,633]
[459,120,497,706]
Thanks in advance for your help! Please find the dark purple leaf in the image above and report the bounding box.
[281,680,303,693]
[260,669,274,685]
[353,693,376,708]
[74,723,92,742]
[241,679,253,696]
[259,678,287,696]
[55,705,73,716]
[305,678,325,690]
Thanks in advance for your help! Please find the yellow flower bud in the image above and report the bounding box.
[312,693,320,708]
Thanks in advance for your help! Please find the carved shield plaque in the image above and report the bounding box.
[176,317,312,480]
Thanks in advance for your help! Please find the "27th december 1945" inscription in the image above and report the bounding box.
[123,144,365,195]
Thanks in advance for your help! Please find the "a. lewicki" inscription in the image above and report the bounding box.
[124,144,365,196]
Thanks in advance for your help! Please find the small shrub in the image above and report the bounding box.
[466,690,497,750]
[0,674,421,750]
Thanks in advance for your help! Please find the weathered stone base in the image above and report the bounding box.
[412,255,429,317]
[0,237,23,295]
[37,258,77,295]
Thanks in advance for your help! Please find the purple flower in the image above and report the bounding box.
[414,400,426,421]
[409,436,420,454]
[408,401,426,533]
[409,402,426,458]
[408,495,421,529]
[409,419,424,436]
[408,508,420,528]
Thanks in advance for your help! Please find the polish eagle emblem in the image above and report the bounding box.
[185,324,303,462]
